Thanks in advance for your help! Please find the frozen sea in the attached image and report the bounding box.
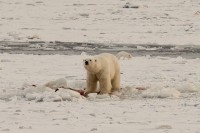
[0,0,200,132]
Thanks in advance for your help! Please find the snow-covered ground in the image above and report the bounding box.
[1,0,200,132]
[0,0,200,45]
[0,53,200,132]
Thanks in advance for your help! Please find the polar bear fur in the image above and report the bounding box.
[116,51,133,60]
[83,53,120,95]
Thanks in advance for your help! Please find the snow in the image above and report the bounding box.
[0,0,200,132]
[0,0,200,45]
[0,53,200,132]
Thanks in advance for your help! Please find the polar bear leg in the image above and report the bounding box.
[85,74,97,94]
[99,78,112,94]
[111,74,120,92]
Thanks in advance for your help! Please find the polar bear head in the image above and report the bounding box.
[125,54,132,59]
[83,57,101,74]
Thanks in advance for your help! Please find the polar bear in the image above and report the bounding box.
[116,51,133,60]
[83,53,120,95]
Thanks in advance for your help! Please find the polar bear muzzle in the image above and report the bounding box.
[85,60,89,65]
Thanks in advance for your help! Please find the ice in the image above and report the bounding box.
[0,0,200,132]
[87,93,97,100]
[56,89,72,101]
[0,0,199,45]
[44,78,68,90]
[0,53,200,133]
[0,54,200,102]
[23,85,84,102]
[68,80,86,89]
[25,93,38,101]
[142,87,181,98]
[177,83,200,93]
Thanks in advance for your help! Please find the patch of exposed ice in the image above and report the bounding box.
[68,80,86,89]
[141,87,181,98]
[177,83,200,93]
[44,78,68,90]
[1,80,200,102]
[137,46,146,50]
